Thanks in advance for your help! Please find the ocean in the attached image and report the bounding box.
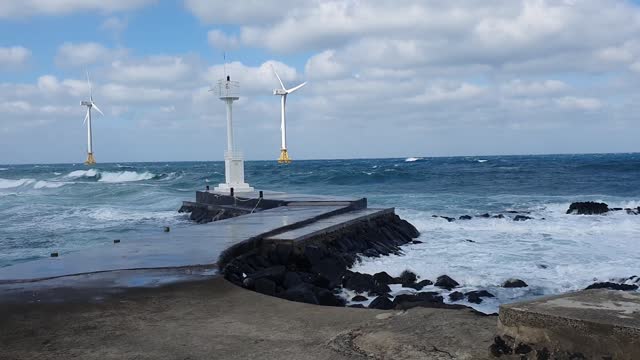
[1,153,639,312]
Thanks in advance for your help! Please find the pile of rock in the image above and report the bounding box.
[178,204,248,223]
[221,213,420,306]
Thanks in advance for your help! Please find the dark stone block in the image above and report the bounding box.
[314,287,346,306]
[459,215,472,220]
[369,296,394,310]
[477,213,491,218]
[435,275,459,290]
[348,304,365,308]
[344,272,376,293]
[492,214,505,219]
[254,278,276,296]
[283,272,303,289]
[312,257,347,289]
[489,336,512,357]
[566,201,609,215]
[363,248,380,257]
[392,292,444,310]
[351,295,368,302]
[274,244,292,264]
[465,290,495,304]
[585,282,638,291]
[403,279,433,290]
[449,291,464,301]
[503,279,528,288]
[514,343,532,354]
[411,240,423,244]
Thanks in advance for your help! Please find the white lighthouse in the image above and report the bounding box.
[212,75,254,193]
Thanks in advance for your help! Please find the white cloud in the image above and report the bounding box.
[207,30,239,50]
[304,50,347,80]
[555,96,602,110]
[109,56,194,84]
[204,61,299,94]
[408,83,486,104]
[184,0,299,24]
[0,0,155,18]
[501,79,569,96]
[101,17,128,35]
[55,42,119,67]
[0,46,31,68]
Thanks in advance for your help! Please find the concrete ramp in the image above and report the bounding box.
[495,289,640,359]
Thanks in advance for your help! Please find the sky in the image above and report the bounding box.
[0,0,639,164]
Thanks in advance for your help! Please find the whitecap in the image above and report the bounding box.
[66,169,98,178]
[405,157,422,162]
[98,171,155,183]
[478,159,488,163]
[0,178,35,189]
[33,180,68,189]
[0,168,8,171]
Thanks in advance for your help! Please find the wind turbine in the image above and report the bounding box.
[80,72,104,165]
[271,65,306,164]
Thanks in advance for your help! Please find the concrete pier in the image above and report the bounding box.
[493,289,640,359]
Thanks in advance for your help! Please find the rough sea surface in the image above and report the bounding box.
[1,153,639,312]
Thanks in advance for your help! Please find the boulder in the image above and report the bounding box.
[351,295,368,302]
[373,271,398,285]
[254,278,276,296]
[435,275,460,290]
[503,278,528,288]
[283,272,303,289]
[314,287,346,306]
[513,215,533,221]
[459,215,473,220]
[279,283,319,305]
[411,240,423,244]
[397,270,418,285]
[402,279,433,291]
[311,257,347,288]
[448,291,464,301]
[465,290,495,304]
[248,265,286,284]
[348,304,365,308]
[343,272,377,293]
[369,296,394,310]
[566,202,609,215]
[585,282,639,291]
[492,214,505,219]
[392,292,444,310]
[433,215,455,222]
[477,213,491,218]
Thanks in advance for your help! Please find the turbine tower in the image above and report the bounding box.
[271,65,306,164]
[212,75,254,193]
[80,72,104,165]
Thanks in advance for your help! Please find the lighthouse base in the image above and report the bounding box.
[84,153,96,166]
[278,149,291,164]
[214,151,254,194]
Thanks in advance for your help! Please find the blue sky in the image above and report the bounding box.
[1,0,640,164]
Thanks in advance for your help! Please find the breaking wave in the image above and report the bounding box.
[405,157,422,162]
[64,169,156,183]
[33,180,68,189]
[0,178,35,189]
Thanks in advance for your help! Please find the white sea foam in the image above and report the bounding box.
[0,178,35,189]
[477,159,488,163]
[66,169,98,178]
[0,168,8,171]
[98,171,155,183]
[350,202,640,313]
[405,157,422,162]
[33,180,68,189]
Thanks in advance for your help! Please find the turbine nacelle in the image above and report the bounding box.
[273,89,287,95]
[80,100,92,107]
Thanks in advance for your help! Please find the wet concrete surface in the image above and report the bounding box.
[0,277,496,360]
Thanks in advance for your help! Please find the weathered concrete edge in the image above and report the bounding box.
[265,208,395,244]
[217,203,366,269]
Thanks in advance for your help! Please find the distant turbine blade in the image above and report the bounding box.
[286,81,307,94]
[271,64,286,90]
[86,71,93,100]
[91,102,104,116]
[83,109,89,125]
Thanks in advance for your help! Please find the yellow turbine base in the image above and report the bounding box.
[278,149,291,164]
[85,153,96,165]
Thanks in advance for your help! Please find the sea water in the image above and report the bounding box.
[1,153,639,312]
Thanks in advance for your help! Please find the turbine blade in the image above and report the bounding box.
[83,109,89,125]
[86,71,93,100]
[286,81,307,94]
[91,102,104,116]
[271,64,286,90]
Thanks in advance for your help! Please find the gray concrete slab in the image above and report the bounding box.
[497,289,640,359]
[211,190,362,203]
[0,205,346,282]
[265,208,393,242]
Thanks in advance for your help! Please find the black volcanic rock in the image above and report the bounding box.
[433,215,455,222]
[459,215,473,220]
[465,290,495,304]
[585,282,639,291]
[254,278,276,296]
[369,296,394,310]
[373,271,397,285]
[477,213,491,218]
[403,279,433,291]
[392,292,444,310]
[397,270,418,285]
[343,272,376,293]
[280,283,319,305]
[248,265,286,283]
[435,275,460,290]
[351,295,368,302]
[513,215,533,221]
[503,279,528,288]
[567,201,609,215]
[448,291,464,301]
